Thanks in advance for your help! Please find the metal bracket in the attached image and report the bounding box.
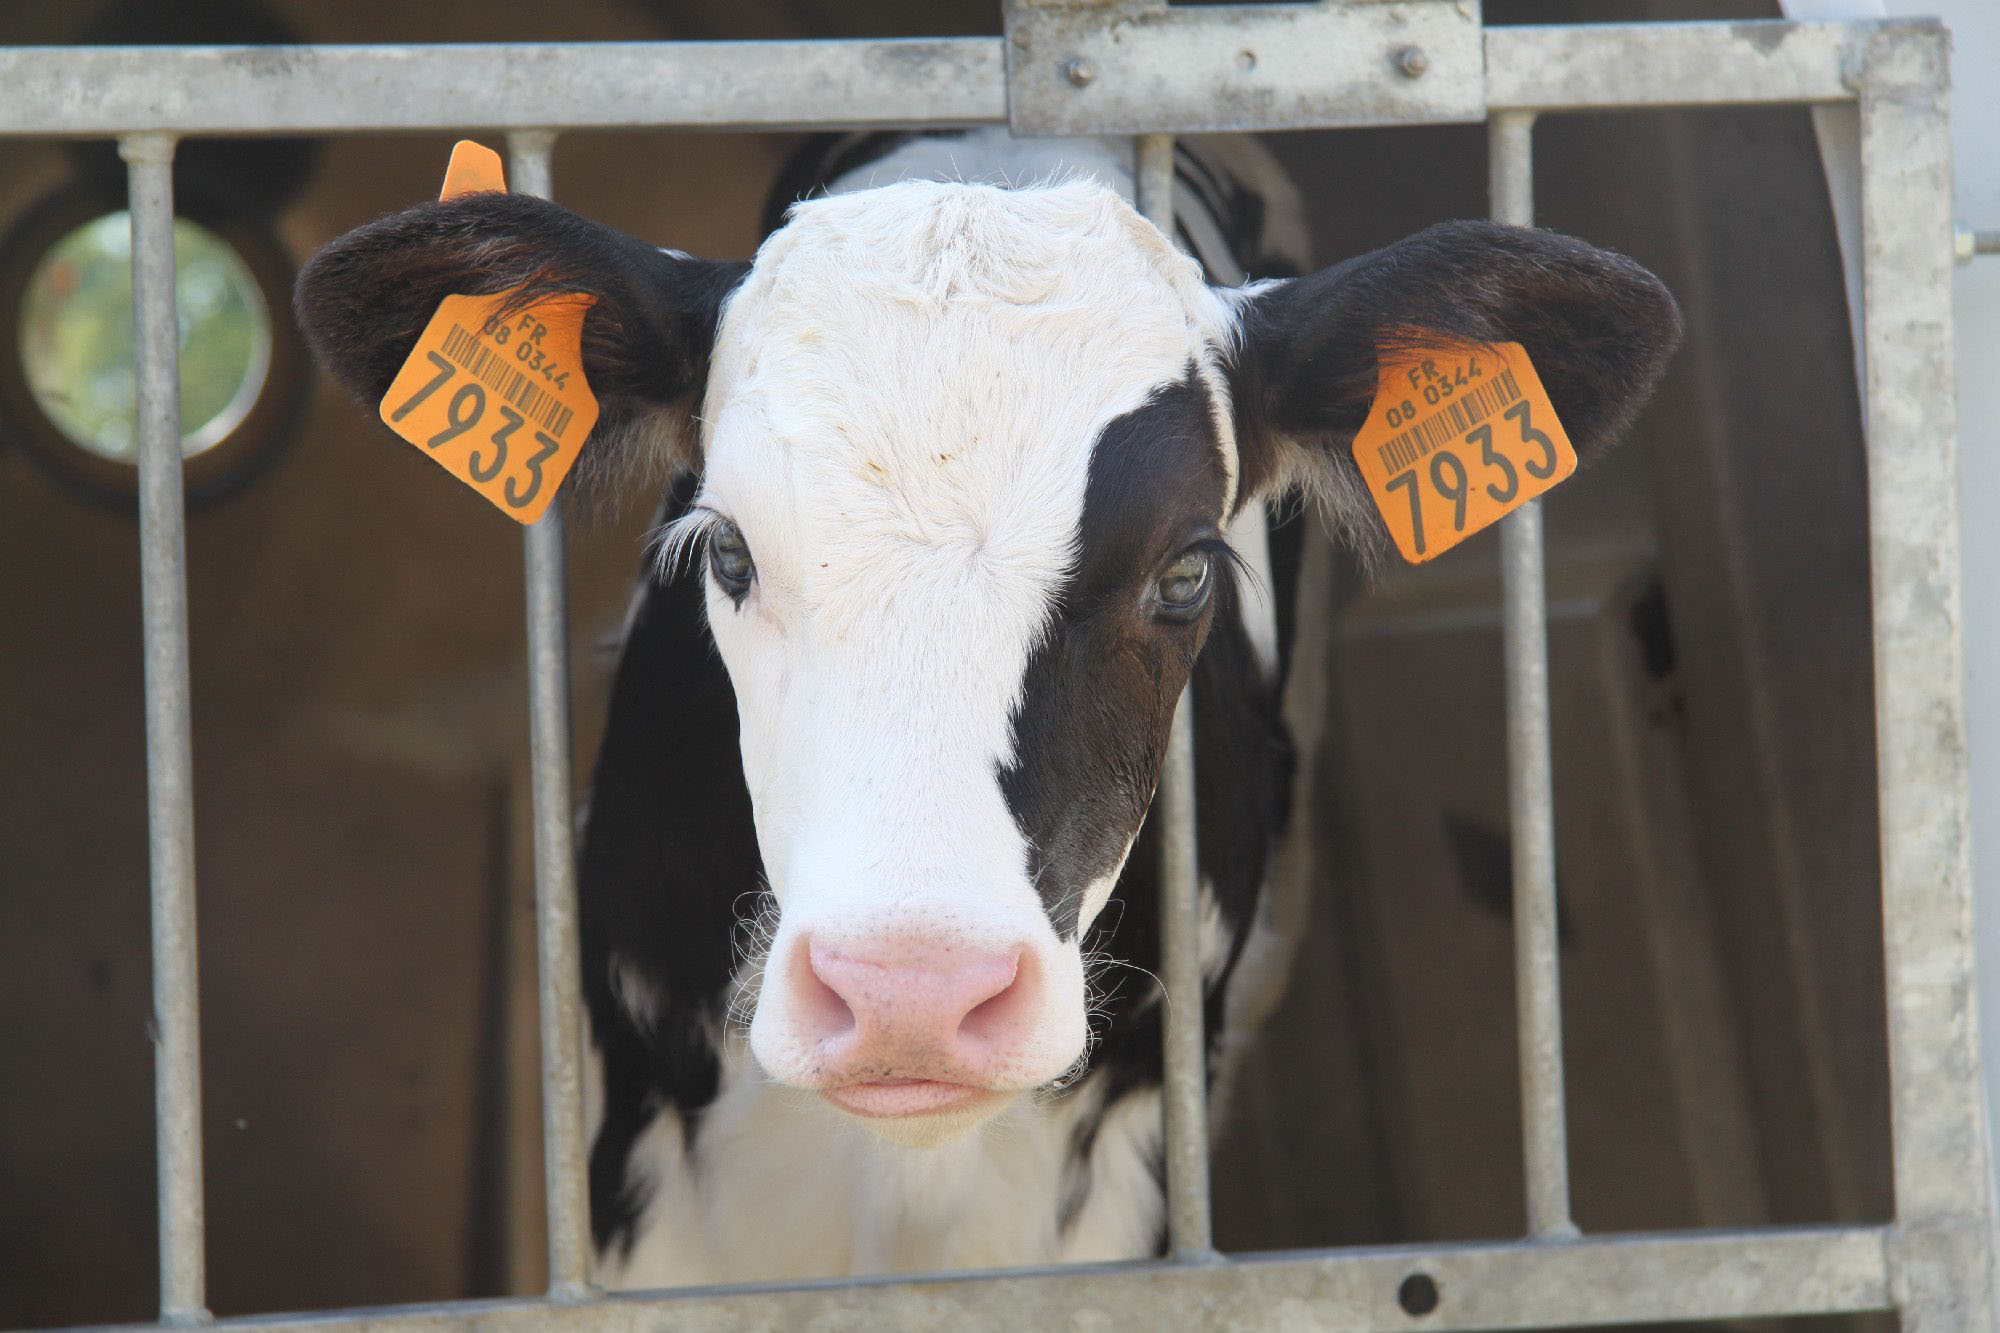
[1001,0,1484,137]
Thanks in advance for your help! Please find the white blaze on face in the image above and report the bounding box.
[683,181,1237,1122]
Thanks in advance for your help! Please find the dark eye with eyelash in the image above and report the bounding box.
[1151,547,1214,623]
[709,518,756,600]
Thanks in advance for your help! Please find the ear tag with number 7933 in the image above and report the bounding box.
[1350,341,1577,564]
[375,140,601,525]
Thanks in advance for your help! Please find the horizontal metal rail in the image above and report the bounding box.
[0,39,1005,135]
[0,20,1919,137]
[96,1227,1893,1332]
[1483,20,1863,111]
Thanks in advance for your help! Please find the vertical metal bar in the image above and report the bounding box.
[1853,25,1999,1331]
[1137,130,1217,1263]
[507,129,592,1302]
[1136,132,1176,239]
[122,131,210,1326]
[1489,110,1578,1243]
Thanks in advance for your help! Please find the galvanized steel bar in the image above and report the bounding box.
[0,40,1006,136]
[0,22,1908,140]
[113,1226,1892,1332]
[1489,109,1535,229]
[1137,130,1217,1265]
[1484,20,1865,113]
[1852,23,1999,1331]
[122,131,210,1327]
[1489,110,1576,1244]
[1135,131,1175,225]
[507,130,593,1303]
[509,130,555,199]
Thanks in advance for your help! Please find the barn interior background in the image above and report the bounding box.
[0,0,1994,1328]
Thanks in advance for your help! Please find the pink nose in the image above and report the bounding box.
[799,936,1036,1084]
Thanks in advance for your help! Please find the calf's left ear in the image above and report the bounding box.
[295,192,749,489]
[1223,219,1682,559]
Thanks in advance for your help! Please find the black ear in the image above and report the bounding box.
[295,192,749,490]
[1225,219,1681,560]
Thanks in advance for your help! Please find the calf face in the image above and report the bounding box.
[297,178,1679,1144]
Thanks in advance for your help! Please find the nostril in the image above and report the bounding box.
[955,948,1028,1045]
[797,938,856,1038]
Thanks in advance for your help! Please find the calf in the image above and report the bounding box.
[296,129,1679,1287]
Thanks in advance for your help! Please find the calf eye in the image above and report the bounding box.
[709,519,756,598]
[1152,547,1214,623]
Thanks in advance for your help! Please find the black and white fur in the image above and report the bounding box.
[585,133,1309,1282]
[294,128,1681,1287]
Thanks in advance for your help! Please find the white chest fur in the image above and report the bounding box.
[593,1037,1164,1289]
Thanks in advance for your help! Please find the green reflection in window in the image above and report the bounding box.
[19,212,272,461]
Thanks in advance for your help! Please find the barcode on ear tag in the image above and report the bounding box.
[1351,341,1578,564]
[377,291,600,526]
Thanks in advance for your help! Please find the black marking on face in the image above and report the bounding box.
[579,476,764,1259]
[999,367,1231,939]
[1048,591,1295,1239]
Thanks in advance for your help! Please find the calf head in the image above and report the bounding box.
[298,179,1679,1144]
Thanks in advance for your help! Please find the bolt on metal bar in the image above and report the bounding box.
[1137,130,1217,1264]
[1488,109,1578,1244]
[121,130,211,1327]
[1852,24,1999,1332]
[506,129,593,1303]
[1953,227,2000,264]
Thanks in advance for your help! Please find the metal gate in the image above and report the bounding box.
[7,4,1992,1329]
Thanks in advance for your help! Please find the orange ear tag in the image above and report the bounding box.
[374,141,602,525]
[1350,341,1578,564]
[438,139,506,200]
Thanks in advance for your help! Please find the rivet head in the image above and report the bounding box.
[1398,1272,1440,1317]
[1062,56,1097,88]
[1394,45,1430,78]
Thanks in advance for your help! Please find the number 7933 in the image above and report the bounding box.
[1375,394,1576,563]
[388,350,563,512]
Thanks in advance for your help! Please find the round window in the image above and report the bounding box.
[20,213,272,462]
[0,179,307,511]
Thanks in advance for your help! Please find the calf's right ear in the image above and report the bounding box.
[1222,220,1682,564]
[295,192,749,486]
